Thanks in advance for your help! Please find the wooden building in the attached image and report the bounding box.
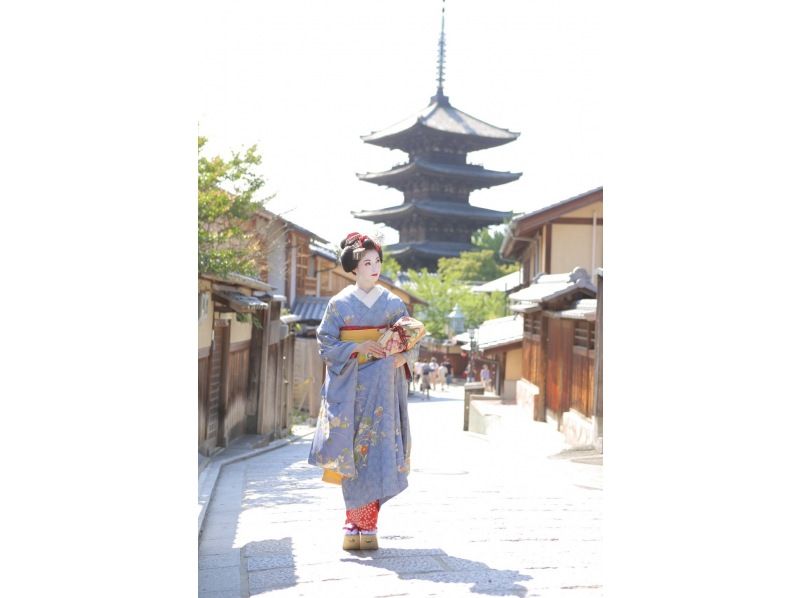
[501,187,603,286]
[245,209,331,309]
[198,272,293,456]
[593,268,603,451]
[352,10,519,271]
[509,269,598,447]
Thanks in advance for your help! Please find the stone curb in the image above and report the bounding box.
[197,430,316,538]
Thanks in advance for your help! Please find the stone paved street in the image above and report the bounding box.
[199,384,603,597]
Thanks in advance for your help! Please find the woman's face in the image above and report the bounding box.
[354,249,382,287]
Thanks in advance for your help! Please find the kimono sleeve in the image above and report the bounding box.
[392,303,420,366]
[316,299,358,376]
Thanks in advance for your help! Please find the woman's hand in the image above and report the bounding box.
[393,354,406,368]
[356,340,385,359]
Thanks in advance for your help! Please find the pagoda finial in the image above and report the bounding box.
[435,0,447,102]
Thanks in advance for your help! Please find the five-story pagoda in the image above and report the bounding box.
[353,2,522,271]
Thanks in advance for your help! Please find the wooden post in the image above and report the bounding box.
[258,302,273,436]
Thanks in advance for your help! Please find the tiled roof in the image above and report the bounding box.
[509,187,603,225]
[353,199,511,223]
[475,315,524,351]
[212,291,270,314]
[452,315,523,351]
[557,299,597,321]
[309,242,338,262]
[358,158,521,188]
[386,241,476,259]
[362,96,519,150]
[471,270,524,294]
[290,296,331,324]
[508,268,596,312]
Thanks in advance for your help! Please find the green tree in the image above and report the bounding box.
[408,268,508,340]
[380,254,402,282]
[198,136,272,277]
[437,249,517,284]
[472,223,518,265]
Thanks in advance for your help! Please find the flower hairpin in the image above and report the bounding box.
[346,232,380,259]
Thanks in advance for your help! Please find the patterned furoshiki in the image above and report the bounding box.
[345,500,381,531]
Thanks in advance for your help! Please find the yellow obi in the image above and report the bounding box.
[340,326,385,364]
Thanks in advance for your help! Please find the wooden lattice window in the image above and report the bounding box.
[573,321,596,353]
[524,313,542,340]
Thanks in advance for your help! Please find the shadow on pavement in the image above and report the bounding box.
[243,537,297,594]
[240,439,324,510]
[344,547,532,596]
[408,391,461,402]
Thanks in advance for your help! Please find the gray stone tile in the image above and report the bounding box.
[205,512,241,526]
[438,555,492,571]
[198,591,242,598]
[243,538,294,556]
[346,555,446,575]
[247,566,298,593]
[197,565,240,592]
[199,538,237,556]
[198,551,240,570]
[246,552,295,571]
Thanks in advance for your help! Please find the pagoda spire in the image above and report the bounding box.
[435,0,448,104]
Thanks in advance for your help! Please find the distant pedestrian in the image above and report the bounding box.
[442,358,453,386]
[420,362,432,399]
[465,364,474,383]
[428,358,439,390]
[480,364,492,392]
[413,360,424,392]
[438,363,448,390]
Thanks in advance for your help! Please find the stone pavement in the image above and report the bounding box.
[198,383,603,597]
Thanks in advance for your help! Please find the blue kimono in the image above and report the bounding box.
[308,284,417,510]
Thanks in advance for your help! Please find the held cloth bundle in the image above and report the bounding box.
[368,316,426,359]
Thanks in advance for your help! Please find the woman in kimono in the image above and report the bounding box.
[308,232,417,551]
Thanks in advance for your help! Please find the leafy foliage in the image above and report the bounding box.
[380,255,402,282]
[472,223,519,264]
[407,264,508,340]
[437,249,517,284]
[198,136,273,277]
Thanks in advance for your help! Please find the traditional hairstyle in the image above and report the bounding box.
[339,232,383,273]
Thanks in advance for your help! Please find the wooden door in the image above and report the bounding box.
[205,320,230,453]
[545,318,573,424]
[198,347,210,448]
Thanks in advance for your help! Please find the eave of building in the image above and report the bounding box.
[199,271,275,293]
[508,270,597,313]
[254,208,330,245]
[361,96,519,151]
[352,199,511,225]
[386,241,477,259]
[309,242,338,262]
[500,186,603,258]
[357,158,522,190]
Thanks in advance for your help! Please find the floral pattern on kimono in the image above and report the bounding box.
[308,284,417,510]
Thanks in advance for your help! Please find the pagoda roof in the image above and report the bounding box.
[386,240,477,260]
[352,199,511,225]
[362,95,519,152]
[358,158,521,190]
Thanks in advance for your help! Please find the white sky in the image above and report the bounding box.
[199,0,602,247]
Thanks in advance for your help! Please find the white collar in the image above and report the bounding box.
[352,284,383,308]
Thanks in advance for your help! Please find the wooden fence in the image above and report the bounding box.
[198,303,295,456]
